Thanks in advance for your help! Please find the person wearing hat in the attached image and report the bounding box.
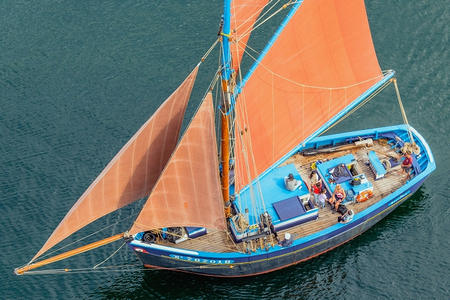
[284,173,301,191]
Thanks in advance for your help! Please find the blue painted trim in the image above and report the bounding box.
[409,125,435,164]
[221,0,232,81]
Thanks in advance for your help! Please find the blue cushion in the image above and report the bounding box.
[185,227,207,238]
[328,164,353,183]
[273,196,306,221]
[368,150,386,179]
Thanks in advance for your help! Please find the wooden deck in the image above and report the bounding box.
[155,140,408,253]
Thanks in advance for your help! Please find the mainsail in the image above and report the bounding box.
[129,93,226,234]
[32,67,199,261]
[234,0,383,191]
[230,0,269,71]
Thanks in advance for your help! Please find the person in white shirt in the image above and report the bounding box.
[284,173,301,191]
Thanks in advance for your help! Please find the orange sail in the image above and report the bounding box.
[129,93,226,235]
[234,0,382,191]
[32,67,199,261]
[230,0,269,71]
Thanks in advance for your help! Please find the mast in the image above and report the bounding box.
[220,0,233,217]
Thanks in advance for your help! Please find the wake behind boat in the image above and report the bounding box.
[15,0,435,277]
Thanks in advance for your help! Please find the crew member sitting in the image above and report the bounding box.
[329,184,346,211]
[401,150,413,180]
[284,173,301,191]
[338,208,354,223]
[279,232,293,247]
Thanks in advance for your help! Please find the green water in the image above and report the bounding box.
[1,1,449,299]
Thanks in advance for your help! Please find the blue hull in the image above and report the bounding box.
[128,125,435,277]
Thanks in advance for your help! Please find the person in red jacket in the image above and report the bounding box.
[401,150,413,180]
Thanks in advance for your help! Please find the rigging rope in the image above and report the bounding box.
[20,261,239,276]
[232,0,276,32]
[201,38,220,62]
[320,79,393,135]
[32,213,135,264]
[392,78,415,144]
[93,242,126,269]
[237,0,293,43]
[228,8,274,223]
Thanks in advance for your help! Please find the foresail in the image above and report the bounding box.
[32,67,199,261]
[234,0,383,191]
[230,0,269,71]
[129,93,226,235]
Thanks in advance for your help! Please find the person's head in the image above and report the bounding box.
[288,173,294,180]
[315,182,321,187]
[336,184,342,191]
[321,188,326,194]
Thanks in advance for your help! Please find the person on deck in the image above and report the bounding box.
[401,150,413,180]
[309,170,320,185]
[338,208,354,223]
[280,232,293,247]
[312,181,323,206]
[310,171,322,206]
[284,173,301,191]
[317,188,327,209]
[329,184,346,211]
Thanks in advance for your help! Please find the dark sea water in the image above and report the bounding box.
[1,1,449,299]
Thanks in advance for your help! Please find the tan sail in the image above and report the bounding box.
[32,67,199,261]
[234,0,382,191]
[129,93,226,235]
[230,0,269,71]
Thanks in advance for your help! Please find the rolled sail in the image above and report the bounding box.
[129,93,226,234]
[32,66,199,261]
[234,0,383,191]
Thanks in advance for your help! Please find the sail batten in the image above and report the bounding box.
[32,67,199,261]
[234,0,383,191]
[129,93,226,235]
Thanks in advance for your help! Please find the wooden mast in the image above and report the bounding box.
[221,112,231,217]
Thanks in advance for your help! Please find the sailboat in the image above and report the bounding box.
[16,0,435,277]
